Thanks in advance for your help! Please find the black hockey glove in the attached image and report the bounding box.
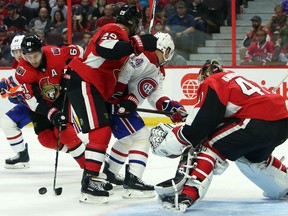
[49,109,67,130]
[130,34,157,55]
[117,94,139,118]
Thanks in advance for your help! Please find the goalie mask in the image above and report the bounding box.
[198,59,223,83]
[154,32,175,65]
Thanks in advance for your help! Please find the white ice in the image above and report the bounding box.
[0,127,288,216]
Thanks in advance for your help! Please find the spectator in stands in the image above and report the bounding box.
[25,0,39,9]
[140,6,163,34]
[274,25,288,64]
[73,11,91,32]
[73,0,94,23]
[94,4,116,32]
[92,0,107,21]
[165,1,196,60]
[239,15,272,60]
[242,30,274,66]
[166,50,187,65]
[161,0,177,23]
[79,30,92,50]
[36,30,47,45]
[38,0,52,18]
[282,0,288,15]
[4,3,28,34]
[266,5,287,42]
[50,9,67,33]
[50,0,67,21]
[0,0,8,26]
[223,0,244,26]
[187,0,208,32]
[0,25,13,66]
[28,7,53,33]
[14,0,38,23]
[57,27,69,46]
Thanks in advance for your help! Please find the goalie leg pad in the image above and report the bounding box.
[235,156,288,199]
[182,145,227,202]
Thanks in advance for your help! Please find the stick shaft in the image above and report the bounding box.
[137,108,172,115]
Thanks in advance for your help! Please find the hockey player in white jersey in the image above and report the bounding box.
[103,32,188,198]
[0,35,31,169]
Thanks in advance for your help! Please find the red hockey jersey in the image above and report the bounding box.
[193,70,288,121]
[15,45,82,115]
[68,23,130,101]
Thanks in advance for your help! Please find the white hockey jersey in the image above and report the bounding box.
[117,51,167,109]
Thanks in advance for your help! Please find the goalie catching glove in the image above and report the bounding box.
[149,123,192,158]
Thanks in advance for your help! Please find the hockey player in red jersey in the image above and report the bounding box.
[14,35,86,169]
[150,59,288,212]
[103,32,187,198]
[66,4,157,204]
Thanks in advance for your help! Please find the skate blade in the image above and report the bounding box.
[122,189,156,199]
[79,193,108,204]
[4,162,30,169]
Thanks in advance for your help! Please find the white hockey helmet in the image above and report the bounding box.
[10,35,25,57]
[154,32,175,65]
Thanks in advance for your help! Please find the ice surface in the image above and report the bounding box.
[0,127,288,216]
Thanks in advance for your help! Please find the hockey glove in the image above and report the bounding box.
[48,108,67,130]
[161,100,188,123]
[117,93,139,118]
[130,34,157,55]
[109,82,127,104]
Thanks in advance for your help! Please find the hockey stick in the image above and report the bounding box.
[272,72,288,93]
[148,0,157,34]
[53,88,67,196]
[137,108,172,115]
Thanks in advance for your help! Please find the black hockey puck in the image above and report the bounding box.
[38,187,47,195]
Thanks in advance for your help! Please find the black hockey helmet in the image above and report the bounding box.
[21,35,42,55]
[198,59,223,83]
[116,4,141,35]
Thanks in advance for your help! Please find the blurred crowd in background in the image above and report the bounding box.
[0,0,288,66]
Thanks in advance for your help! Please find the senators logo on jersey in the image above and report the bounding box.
[39,77,60,102]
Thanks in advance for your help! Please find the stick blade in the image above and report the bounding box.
[54,187,62,196]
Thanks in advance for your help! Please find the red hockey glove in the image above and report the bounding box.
[117,93,139,118]
[109,82,127,104]
[130,34,157,55]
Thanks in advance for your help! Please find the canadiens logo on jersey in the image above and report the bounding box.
[138,78,157,98]
[39,77,60,102]
[15,66,26,76]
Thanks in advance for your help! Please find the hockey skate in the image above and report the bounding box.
[103,161,124,188]
[5,144,30,169]
[122,165,155,199]
[160,194,193,212]
[80,171,113,204]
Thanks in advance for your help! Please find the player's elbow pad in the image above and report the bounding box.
[96,41,134,60]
